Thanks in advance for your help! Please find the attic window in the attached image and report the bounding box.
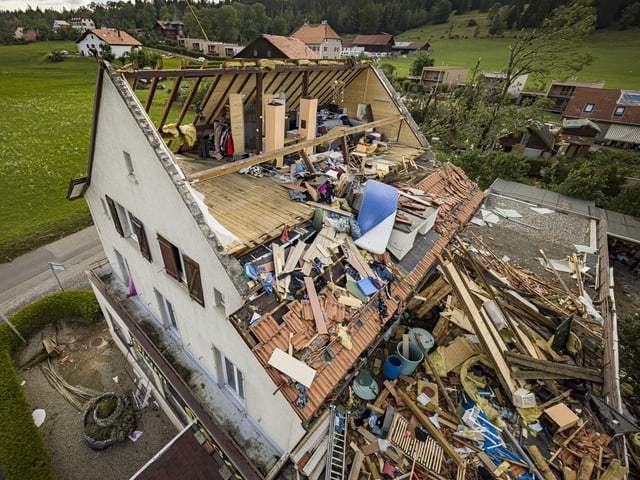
[123,151,134,175]
[583,103,595,113]
[614,106,625,117]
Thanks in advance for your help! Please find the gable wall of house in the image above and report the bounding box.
[85,69,306,454]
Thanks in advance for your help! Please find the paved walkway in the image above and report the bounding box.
[0,226,105,316]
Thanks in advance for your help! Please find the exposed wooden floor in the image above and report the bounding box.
[176,155,314,256]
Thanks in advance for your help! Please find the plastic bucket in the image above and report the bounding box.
[382,355,403,380]
[396,341,424,375]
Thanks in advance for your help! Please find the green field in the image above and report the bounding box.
[389,12,640,91]
[0,41,98,261]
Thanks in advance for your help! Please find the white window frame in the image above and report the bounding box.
[222,354,245,403]
[583,103,595,113]
[154,288,179,332]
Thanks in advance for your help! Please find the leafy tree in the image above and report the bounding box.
[620,2,640,29]
[430,0,453,24]
[99,43,115,62]
[269,15,290,35]
[477,0,595,146]
[379,62,396,79]
[410,50,435,77]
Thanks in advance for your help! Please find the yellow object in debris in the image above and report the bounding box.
[336,324,352,350]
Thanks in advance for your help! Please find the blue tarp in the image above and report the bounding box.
[357,180,398,235]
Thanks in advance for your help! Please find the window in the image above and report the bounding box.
[213,288,225,308]
[105,196,152,261]
[583,103,595,113]
[614,106,625,117]
[157,234,204,306]
[154,289,179,331]
[123,151,134,175]
[223,355,244,402]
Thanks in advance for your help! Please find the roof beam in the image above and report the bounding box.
[185,114,403,182]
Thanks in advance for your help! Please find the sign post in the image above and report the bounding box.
[48,262,65,291]
[0,311,27,346]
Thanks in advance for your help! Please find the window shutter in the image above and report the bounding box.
[105,195,124,237]
[132,216,152,262]
[157,234,179,280]
[183,255,204,306]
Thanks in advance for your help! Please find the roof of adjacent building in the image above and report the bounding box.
[76,28,142,46]
[290,22,341,44]
[563,86,640,125]
[237,34,320,59]
[352,33,394,46]
[392,41,429,50]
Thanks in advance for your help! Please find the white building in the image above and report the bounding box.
[70,13,95,32]
[290,20,343,60]
[75,28,142,58]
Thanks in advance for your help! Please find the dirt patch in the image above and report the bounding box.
[14,318,178,480]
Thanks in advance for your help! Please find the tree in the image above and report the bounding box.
[430,0,452,24]
[477,0,596,146]
[379,62,396,79]
[410,51,435,77]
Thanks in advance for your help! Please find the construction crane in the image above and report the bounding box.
[185,0,209,42]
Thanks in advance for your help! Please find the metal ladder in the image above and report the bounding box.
[325,405,348,480]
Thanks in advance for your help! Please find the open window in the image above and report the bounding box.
[157,234,204,306]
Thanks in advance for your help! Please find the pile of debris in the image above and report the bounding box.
[286,233,635,479]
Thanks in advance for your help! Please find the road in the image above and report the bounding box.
[0,226,105,316]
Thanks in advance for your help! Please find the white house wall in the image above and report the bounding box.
[77,34,138,58]
[84,66,306,453]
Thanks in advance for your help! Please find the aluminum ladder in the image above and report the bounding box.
[325,405,348,480]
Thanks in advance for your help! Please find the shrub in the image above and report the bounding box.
[468,19,478,26]
[0,290,102,480]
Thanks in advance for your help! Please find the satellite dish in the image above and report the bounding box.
[32,409,46,428]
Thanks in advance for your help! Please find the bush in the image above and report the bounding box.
[0,291,102,480]
[467,19,478,26]
[0,291,102,353]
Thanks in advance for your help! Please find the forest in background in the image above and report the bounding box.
[2,0,640,45]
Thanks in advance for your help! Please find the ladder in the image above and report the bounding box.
[325,405,348,480]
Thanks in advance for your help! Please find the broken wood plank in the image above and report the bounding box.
[504,351,603,383]
[576,455,594,480]
[397,389,465,468]
[600,459,628,480]
[304,276,328,335]
[526,444,558,480]
[268,347,316,387]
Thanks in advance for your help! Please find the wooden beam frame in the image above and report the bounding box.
[185,114,403,182]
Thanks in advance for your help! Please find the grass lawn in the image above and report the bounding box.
[0,41,97,261]
[387,11,640,91]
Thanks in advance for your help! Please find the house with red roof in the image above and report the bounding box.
[76,28,142,59]
[290,21,342,60]
[563,87,640,149]
[351,33,395,57]
[234,34,319,60]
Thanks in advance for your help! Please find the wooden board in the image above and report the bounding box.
[268,347,316,388]
[304,276,329,335]
[228,92,245,154]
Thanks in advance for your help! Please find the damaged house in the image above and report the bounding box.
[68,57,631,479]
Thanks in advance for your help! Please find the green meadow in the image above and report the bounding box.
[1,20,639,261]
[0,41,96,261]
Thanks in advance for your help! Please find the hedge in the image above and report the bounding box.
[0,290,102,480]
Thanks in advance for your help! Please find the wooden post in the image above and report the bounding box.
[228,92,245,154]
[299,97,318,156]
[265,102,285,167]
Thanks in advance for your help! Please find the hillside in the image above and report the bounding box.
[391,11,640,91]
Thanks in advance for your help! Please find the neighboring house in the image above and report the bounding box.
[290,20,342,60]
[234,34,319,59]
[545,79,606,114]
[557,118,601,158]
[340,43,365,57]
[53,20,71,31]
[481,71,529,98]
[154,9,184,41]
[12,26,37,42]
[391,41,430,56]
[498,120,556,157]
[178,38,242,57]
[76,28,142,58]
[70,12,95,32]
[420,66,468,91]
[563,87,640,150]
[351,33,395,55]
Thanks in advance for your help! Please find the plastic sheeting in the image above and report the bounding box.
[353,180,398,254]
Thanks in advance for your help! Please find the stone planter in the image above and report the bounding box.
[92,393,123,428]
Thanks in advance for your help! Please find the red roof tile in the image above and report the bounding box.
[564,87,640,125]
[290,23,341,44]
